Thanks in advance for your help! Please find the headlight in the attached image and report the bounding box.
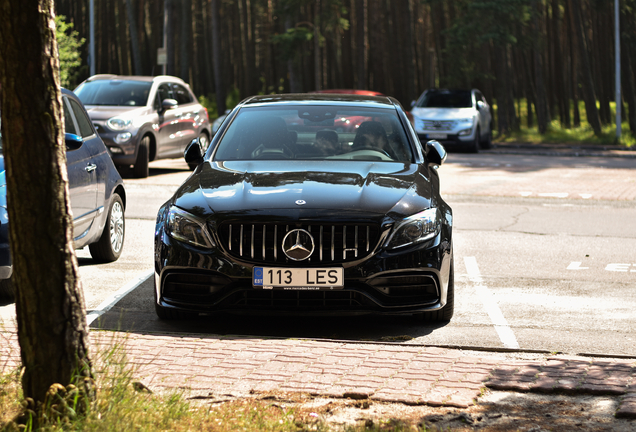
[166,206,215,248]
[385,208,440,249]
[458,118,473,124]
[114,132,132,143]
[107,117,132,131]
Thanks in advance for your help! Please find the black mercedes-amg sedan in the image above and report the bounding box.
[153,93,453,321]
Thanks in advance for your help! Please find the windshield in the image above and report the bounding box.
[75,80,152,107]
[417,90,472,108]
[213,105,414,162]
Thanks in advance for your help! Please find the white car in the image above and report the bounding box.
[410,88,492,153]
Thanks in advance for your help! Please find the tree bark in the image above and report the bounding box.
[533,0,550,134]
[125,0,143,75]
[355,0,367,89]
[180,0,191,81]
[0,0,93,405]
[210,0,226,114]
[165,0,176,76]
[568,0,601,135]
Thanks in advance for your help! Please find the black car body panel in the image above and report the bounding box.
[154,93,453,318]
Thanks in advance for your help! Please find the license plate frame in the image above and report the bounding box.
[253,267,344,290]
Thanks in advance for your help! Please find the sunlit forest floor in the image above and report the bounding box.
[496,100,634,147]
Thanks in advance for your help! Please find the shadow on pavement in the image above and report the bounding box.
[89,276,449,342]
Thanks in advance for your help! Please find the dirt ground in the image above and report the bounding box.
[196,390,636,431]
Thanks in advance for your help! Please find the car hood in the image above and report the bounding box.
[410,107,475,120]
[84,105,150,121]
[172,160,434,220]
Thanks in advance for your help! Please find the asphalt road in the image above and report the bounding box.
[2,151,635,358]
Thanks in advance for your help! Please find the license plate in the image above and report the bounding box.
[253,267,344,290]
[427,133,447,139]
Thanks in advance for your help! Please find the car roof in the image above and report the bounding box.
[84,74,187,84]
[238,93,400,109]
[309,89,385,96]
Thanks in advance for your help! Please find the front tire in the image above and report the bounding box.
[480,126,493,149]
[89,194,125,263]
[466,128,480,153]
[132,136,150,178]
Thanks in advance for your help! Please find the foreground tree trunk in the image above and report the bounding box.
[0,0,92,405]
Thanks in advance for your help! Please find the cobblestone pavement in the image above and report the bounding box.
[1,329,635,419]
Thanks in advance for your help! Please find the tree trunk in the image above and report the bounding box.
[623,42,636,134]
[165,0,176,76]
[180,0,191,81]
[210,0,226,114]
[125,0,142,75]
[568,0,601,135]
[313,0,321,91]
[533,0,549,134]
[355,0,367,89]
[0,0,93,406]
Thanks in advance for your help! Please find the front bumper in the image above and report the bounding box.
[154,230,452,317]
[417,131,476,148]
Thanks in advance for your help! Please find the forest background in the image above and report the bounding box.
[54,0,636,143]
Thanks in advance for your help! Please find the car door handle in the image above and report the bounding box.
[85,164,97,173]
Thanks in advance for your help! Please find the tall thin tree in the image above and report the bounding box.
[0,0,93,409]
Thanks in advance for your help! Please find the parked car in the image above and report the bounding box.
[74,75,211,177]
[153,93,454,322]
[410,88,492,152]
[0,88,126,300]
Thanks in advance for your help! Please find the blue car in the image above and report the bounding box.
[0,88,126,300]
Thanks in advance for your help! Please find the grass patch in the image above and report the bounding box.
[494,99,635,147]
[3,332,420,432]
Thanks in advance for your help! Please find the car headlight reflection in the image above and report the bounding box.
[107,117,132,131]
[166,206,215,248]
[386,208,440,249]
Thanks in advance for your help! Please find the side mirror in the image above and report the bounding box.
[161,98,178,111]
[476,101,485,111]
[425,140,447,166]
[65,133,83,151]
[184,137,204,165]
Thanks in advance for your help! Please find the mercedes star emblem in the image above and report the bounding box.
[282,229,315,261]
[295,200,306,206]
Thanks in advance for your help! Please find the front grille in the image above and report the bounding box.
[422,120,454,131]
[217,222,381,264]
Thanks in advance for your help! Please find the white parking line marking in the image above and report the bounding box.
[567,262,589,270]
[464,257,520,349]
[538,192,569,198]
[86,269,153,325]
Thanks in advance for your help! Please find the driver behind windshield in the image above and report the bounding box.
[352,121,391,154]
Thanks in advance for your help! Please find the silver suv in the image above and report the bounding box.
[410,89,492,153]
[75,75,211,177]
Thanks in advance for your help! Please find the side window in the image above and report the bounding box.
[63,97,78,135]
[68,98,95,138]
[155,83,172,109]
[172,84,193,105]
